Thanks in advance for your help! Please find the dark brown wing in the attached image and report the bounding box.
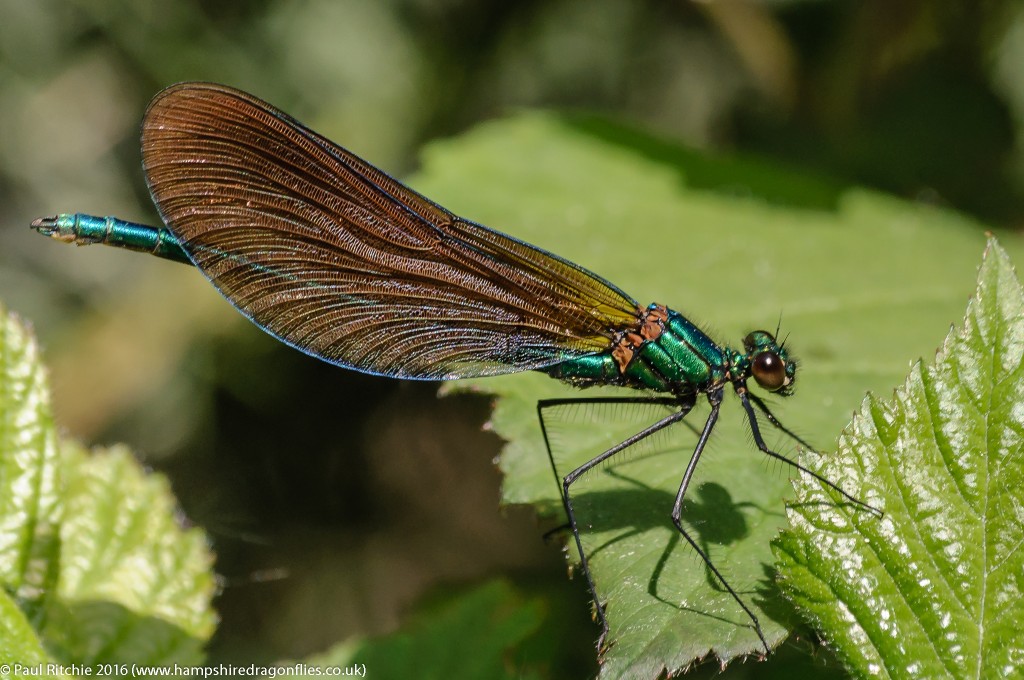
[141,82,641,379]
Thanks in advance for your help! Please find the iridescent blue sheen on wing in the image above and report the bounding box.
[141,83,642,380]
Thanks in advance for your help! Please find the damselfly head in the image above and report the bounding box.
[742,330,795,395]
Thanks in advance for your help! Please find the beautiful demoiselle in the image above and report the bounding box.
[31,82,879,655]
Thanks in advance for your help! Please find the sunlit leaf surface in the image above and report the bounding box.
[0,300,216,666]
[0,302,61,669]
[421,114,1024,675]
[774,239,1024,678]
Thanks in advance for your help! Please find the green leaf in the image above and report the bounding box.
[0,591,62,673]
[774,238,1024,678]
[408,113,1024,674]
[0,300,217,666]
[0,302,62,663]
[42,442,217,665]
[298,581,546,680]
[0,302,62,619]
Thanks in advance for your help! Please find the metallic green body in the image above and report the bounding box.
[638,311,727,390]
[31,213,190,264]
[543,352,621,385]
[544,306,731,394]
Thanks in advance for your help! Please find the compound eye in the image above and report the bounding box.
[752,351,787,391]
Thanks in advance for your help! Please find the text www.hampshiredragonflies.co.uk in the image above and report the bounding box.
[1,663,367,678]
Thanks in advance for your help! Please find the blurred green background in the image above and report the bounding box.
[2,0,1024,675]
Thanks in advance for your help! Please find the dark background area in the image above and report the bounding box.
[1,0,1023,674]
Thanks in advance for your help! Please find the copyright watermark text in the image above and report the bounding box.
[0,663,365,678]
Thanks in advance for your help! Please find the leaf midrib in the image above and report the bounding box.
[974,278,997,680]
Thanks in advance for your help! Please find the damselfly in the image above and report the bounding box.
[32,82,879,654]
